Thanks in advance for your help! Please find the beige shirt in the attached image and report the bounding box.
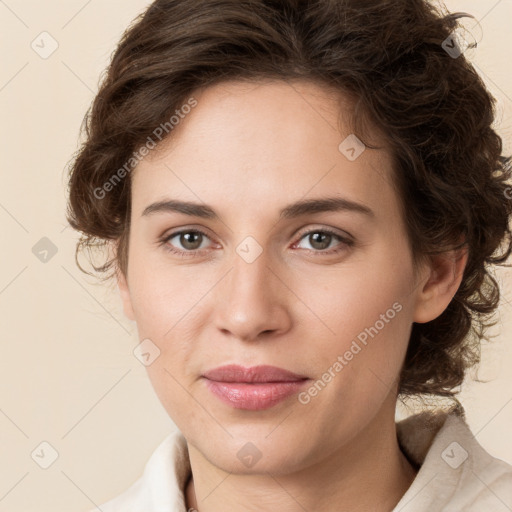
[93,408,512,511]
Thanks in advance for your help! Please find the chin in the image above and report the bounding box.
[190,429,317,476]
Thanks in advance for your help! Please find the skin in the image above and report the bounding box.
[117,79,468,512]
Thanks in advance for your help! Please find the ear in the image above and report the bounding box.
[413,246,468,324]
[117,267,135,321]
[109,240,135,322]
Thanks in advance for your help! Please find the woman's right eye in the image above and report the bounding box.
[160,229,214,256]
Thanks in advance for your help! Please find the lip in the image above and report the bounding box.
[202,365,310,410]
[202,364,308,383]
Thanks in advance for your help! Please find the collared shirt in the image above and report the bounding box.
[92,408,512,511]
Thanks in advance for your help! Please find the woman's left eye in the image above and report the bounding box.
[294,229,353,254]
[160,228,353,257]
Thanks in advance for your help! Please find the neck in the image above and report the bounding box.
[185,405,418,512]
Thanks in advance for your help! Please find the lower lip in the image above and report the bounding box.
[204,379,309,410]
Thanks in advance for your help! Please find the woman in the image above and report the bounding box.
[66,0,512,510]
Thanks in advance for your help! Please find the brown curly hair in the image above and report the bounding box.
[65,0,512,399]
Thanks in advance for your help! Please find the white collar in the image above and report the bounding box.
[97,408,512,511]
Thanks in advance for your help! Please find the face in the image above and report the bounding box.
[118,79,430,475]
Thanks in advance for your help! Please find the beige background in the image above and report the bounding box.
[1,1,511,511]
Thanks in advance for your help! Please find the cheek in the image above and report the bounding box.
[145,362,206,434]
[296,247,413,344]
[297,252,414,403]
[141,323,204,430]
[127,254,208,339]
[296,304,411,442]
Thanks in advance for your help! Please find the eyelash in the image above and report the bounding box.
[159,227,354,258]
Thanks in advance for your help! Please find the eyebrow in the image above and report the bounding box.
[141,196,375,220]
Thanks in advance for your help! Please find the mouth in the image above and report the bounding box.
[202,365,310,410]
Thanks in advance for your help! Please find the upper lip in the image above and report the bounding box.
[202,365,309,383]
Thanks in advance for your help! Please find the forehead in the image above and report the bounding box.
[131,79,398,224]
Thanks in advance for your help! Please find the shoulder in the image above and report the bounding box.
[87,429,190,512]
[395,408,512,511]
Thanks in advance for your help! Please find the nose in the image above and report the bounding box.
[211,246,292,342]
